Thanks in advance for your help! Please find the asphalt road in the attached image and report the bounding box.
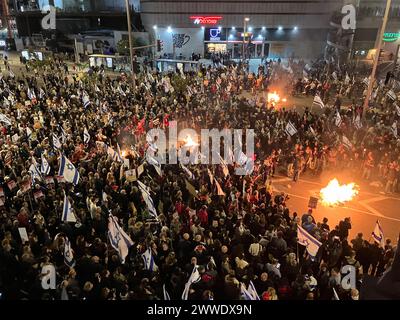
[271,169,400,243]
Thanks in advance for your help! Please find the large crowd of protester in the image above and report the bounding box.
[0,53,399,300]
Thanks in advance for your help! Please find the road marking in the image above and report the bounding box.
[273,175,400,201]
[272,187,400,223]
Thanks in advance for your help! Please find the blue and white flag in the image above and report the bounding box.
[147,154,162,176]
[312,95,325,109]
[29,162,42,183]
[107,146,123,163]
[240,283,255,300]
[27,88,36,100]
[108,214,134,263]
[297,224,322,257]
[247,281,260,300]
[83,127,90,144]
[61,193,77,223]
[0,113,12,126]
[362,77,370,86]
[137,180,158,218]
[354,115,362,130]
[387,89,397,101]
[372,220,385,247]
[342,135,353,150]
[59,125,67,143]
[58,154,80,185]
[392,122,398,138]
[285,121,298,136]
[52,133,62,150]
[39,88,46,99]
[395,103,400,117]
[26,127,33,140]
[82,92,91,108]
[335,112,342,127]
[41,154,51,175]
[163,284,171,300]
[180,163,194,179]
[64,237,76,268]
[142,248,158,272]
[182,266,201,300]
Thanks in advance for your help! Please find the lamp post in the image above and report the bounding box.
[243,17,250,62]
[362,0,392,118]
[124,0,136,86]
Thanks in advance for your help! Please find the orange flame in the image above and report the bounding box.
[320,179,359,206]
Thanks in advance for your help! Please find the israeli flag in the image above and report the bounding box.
[147,154,162,176]
[26,127,33,140]
[83,127,90,144]
[396,103,400,117]
[59,125,67,143]
[335,112,342,127]
[64,237,76,267]
[354,115,362,130]
[342,135,353,150]
[137,180,158,218]
[142,248,158,272]
[182,266,201,300]
[39,88,46,99]
[392,122,398,138]
[163,284,171,300]
[0,113,12,126]
[362,77,370,86]
[247,280,260,300]
[312,95,325,109]
[372,220,385,247]
[240,283,256,300]
[82,92,91,108]
[108,214,134,263]
[61,193,77,223]
[285,121,298,136]
[387,89,397,101]
[297,224,322,257]
[180,163,194,179]
[58,154,80,185]
[52,133,62,150]
[332,71,338,81]
[107,146,123,163]
[27,88,36,100]
[29,162,42,183]
[41,153,51,175]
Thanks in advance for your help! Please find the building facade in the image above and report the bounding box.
[141,0,344,59]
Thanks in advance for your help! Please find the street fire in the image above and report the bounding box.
[320,179,359,206]
[267,92,281,103]
[183,135,199,148]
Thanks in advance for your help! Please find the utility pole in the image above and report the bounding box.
[243,17,249,62]
[124,0,136,87]
[362,0,392,118]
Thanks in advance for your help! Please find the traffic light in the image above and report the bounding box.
[157,40,163,52]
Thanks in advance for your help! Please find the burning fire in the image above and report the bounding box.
[320,179,359,206]
[267,92,281,103]
[184,135,199,148]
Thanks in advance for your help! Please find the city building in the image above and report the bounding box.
[141,0,345,60]
[6,0,143,52]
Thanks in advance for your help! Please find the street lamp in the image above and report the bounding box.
[363,0,392,118]
[243,17,250,61]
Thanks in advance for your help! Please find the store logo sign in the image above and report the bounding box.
[209,29,221,41]
[383,32,400,42]
[190,16,222,25]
